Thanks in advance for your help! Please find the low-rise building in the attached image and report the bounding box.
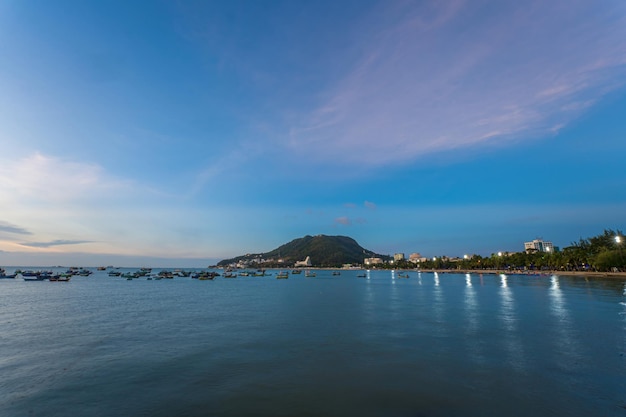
[364,257,383,266]
[409,253,427,263]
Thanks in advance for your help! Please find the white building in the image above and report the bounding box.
[295,256,312,267]
[524,239,554,253]
[394,253,405,262]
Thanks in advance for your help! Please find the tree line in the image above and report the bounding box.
[393,229,625,272]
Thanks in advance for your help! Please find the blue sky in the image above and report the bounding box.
[1,0,625,267]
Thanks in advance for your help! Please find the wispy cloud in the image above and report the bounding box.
[287,0,626,165]
[19,239,94,248]
[0,221,31,235]
[334,216,351,226]
[364,201,377,210]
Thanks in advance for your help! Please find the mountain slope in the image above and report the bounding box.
[218,235,389,267]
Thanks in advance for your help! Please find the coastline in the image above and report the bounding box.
[422,268,626,279]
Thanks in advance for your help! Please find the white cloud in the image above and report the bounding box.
[0,152,133,204]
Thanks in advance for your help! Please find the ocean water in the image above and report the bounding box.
[1,269,624,417]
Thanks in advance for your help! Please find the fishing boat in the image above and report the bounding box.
[304,270,316,277]
[50,274,71,282]
[198,275,215,280]
[276,271,289,279]
[291,270,302,274]
[0,268,17,279]
[397,273,409,278]
[332,271,341,276]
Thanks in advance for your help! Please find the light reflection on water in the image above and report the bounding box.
[549,275,582,366]
[499,274,526,372]
[0,269,624,417]
[464,273,484,365]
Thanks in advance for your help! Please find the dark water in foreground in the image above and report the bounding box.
[1,269,625,417]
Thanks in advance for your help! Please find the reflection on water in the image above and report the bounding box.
[499,274,526,371]
[549,275,581,366]
[1,270,625,417]
[622,283,626,354]
[464,273,484,364]
[432,272,446,339]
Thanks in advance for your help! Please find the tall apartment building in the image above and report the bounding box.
[524,239,554,253]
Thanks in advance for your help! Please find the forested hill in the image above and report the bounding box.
[217,235,389,267]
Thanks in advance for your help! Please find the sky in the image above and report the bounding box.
[1,0,625,267]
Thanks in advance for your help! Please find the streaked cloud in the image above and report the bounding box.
[288,1,626,165]
[0,221,31,235]
[19,239,94,248]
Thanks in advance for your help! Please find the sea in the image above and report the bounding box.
[1,268,624,417]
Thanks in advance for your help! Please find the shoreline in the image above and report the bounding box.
[421,268,626,279]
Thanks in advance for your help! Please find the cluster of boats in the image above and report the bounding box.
[0,268,75,281]
[118,269,224,280]
[1,266,368,282]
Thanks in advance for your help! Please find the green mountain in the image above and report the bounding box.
[217,235,390,267]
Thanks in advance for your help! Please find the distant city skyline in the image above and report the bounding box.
[1,1,625,267]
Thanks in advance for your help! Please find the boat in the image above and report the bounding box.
[332,271,341,276]
[50,274,71,282]
[276,271,289,279]
[397,273,409,278]
[21,271,46,281]
[304,270,316,277]
[0,268,17,279]
[223,272,237,278]
[198,275,215,280]
[291,270,302,274]
[357,273,367,278]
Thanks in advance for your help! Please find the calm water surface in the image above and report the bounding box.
[1,269,625,417]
